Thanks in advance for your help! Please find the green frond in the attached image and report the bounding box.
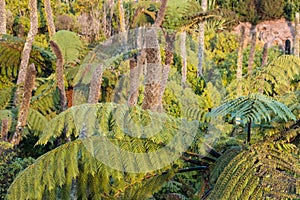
[30,76,61,118]
[209,147,241,184]
[0,35,55,80]
[0,86,14,110]
[37,103,199,146]
[27,108,48,136]
[208,93,296,125]
[51,30,83,66]
[208,142,300,200]
[7,138,175,200]
[228,55,300,97]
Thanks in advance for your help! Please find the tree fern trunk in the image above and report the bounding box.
[197,22,204,77]
[1,118,9,142]
[118,0,126,32]
[14,0,38,105]
[180,31,187,86]
[197,0,207,77]
[11,64,36,146]
[44,0,56,37]
[50,40,67,111]
[157,33,175,112]
[261,41,269,66]
[258,41,270,94]
[153,0,168,27]
[142,0,168,111]
[108,0,114,37]
[88,65,103,104]
[102,1,107,38]
[142,30,162,111]
[0,0,6,36]
[294,12,299,57]
[128,27,147,106]
[248,24,257,75]
[236,25,246,96]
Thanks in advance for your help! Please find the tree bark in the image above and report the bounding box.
[11,64,36,146]
[294,12,299,57]
[142,0,168,111]
[181,31,187,86]
[0,0,6,36]
[261,41,269,66]
[44,0,56,37]
[236,25,246,96]
[88,65,103,104]
[248,24,257,75]
[118,0,126,32]
[153,0,168,27]
[128,27,146,106]
[107,0,114,37]
[197,0,207,77]
[14,0,38,105]
[1,118,9,142]
[157,33,175,112]
[50,40,67,111]
[142,30,162,111]
[258,41,270,94]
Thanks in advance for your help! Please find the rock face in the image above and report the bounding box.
[234,19,297,53]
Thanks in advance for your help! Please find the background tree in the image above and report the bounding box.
[44,0,56,37]
[197,0,207,77]
[0,0,6,36]
[14,0,38,105]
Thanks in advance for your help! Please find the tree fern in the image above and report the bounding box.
[208,93,296,125]
[207,141,300,200]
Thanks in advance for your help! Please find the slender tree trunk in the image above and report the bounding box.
[248,24,257,75]
[236,25,246,96]
[50,40,67,111]
[181,31,187,86]
[14,0,38,105]
[142,30,162,111]
[153,0,168,27]
[102,1,107,38]
[88,65,103,104]
[44,0,56,37]
[11,64,36,146]
[261,41,269,66]
[142,0,168,111]
[258,41,270,94]
[1,118,9,142]
[128,27,146,106]
[107,0,114,37]
[157,33,175,112]
[294,12,299,57]
[118,0,126,32]
[197,0,207,77]
[0,0,6,36]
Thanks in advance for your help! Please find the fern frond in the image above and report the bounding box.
[51,30,83,66]
[30,76,60,118]
[208,141,300,200]
[208,93,296,125]
[0,35,55,80]
[0,87,14,109]
[7,138,176,199]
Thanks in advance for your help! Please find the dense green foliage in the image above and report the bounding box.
[0,0,300,199]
